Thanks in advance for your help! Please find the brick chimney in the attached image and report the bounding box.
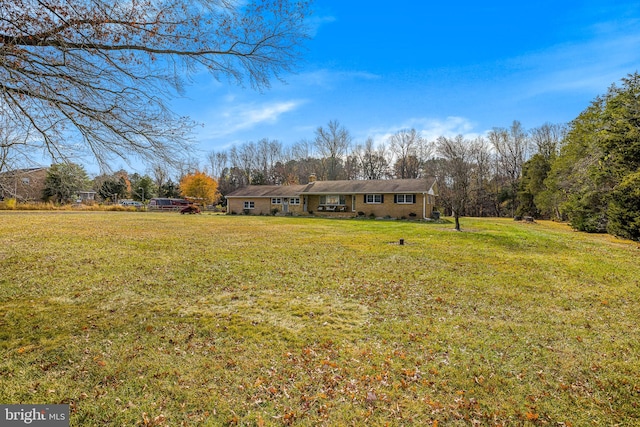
[308,173,317,183]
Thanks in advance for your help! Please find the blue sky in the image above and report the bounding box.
[173,1,640,162]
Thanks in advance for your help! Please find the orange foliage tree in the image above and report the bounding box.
[180,171,218,206]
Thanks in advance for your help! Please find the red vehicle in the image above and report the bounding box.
[180,205,201,214]
[148,198,190,211]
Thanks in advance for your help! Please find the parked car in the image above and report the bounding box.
[119,200,143,207]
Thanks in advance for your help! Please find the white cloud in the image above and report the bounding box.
[307,14,337,37]
[514,21,640,97]
[291,68,380,88]
[366,116,480,145]
[202,99,305,139]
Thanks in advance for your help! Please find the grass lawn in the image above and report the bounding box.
[0,212,639,426]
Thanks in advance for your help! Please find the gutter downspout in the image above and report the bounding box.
[422,192,427,220]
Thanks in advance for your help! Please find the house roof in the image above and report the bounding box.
[0,167,48,177]
[226,184,308,198]
[302,178,436,195]
[226,178,437,198]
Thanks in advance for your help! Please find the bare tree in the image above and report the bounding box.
[389,129,425,179]
[468,137,494,217]
[488,120,530,216]
[314,120,352,180]
[352,138,391,180]
[530,122,567,160]
[207,150,228,181]
[150,164,167,192]
[435,135,473,231]
[0,0,310,169]
[0,112,33,174]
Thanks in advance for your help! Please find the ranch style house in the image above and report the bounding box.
[226,176,438,219]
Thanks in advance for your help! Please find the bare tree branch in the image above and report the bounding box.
[0,0,311,170]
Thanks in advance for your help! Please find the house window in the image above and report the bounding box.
[244,201,255,209]
[395,194,415,204]
[320,195,345,205]
[271,198,282,204]
[290,197,300,205]
[365,194,383,204]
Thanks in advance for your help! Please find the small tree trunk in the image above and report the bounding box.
[455,214,461,231]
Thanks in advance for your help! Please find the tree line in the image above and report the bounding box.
[36,165,219,207]
[7,72,639,241]
[204,119,563,220]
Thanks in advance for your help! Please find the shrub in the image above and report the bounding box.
[5,198,17,210]
[271,208,279,216]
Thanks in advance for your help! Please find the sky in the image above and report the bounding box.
[153,1,640,169]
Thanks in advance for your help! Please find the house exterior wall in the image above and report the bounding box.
[228,197,305,215]
[0,168,48,202]
[308,193,434,218]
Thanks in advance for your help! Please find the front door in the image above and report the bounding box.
[283,198,289,213]
[352,195,356,212]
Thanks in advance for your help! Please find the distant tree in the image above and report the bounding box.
[517,123,567,218]
[0,0,311,169]
[129,174,156,202]
[180,171,219,205]
[516,153,552,218]
[97,176,128,203]
[529,123,567,161]
[159,179,181,199]
[389,129,426,178]
[467,137,495,217]
[488,121,530,216]
[314,120,352,180]
[43,163,90,203]
[207,151,228,182]
[352,138,390,180]
[435,135,473,231]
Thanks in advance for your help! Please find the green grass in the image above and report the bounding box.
[1,212,639,426]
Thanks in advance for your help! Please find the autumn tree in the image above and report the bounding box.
[0,0,311,169]
[180,171,218,206]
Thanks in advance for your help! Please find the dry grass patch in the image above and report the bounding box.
[1,213,639,425]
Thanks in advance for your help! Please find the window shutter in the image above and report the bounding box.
[394,195,397,203]
[381,195,384,203]
[413,194,416,204]
[364,194,367,203]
